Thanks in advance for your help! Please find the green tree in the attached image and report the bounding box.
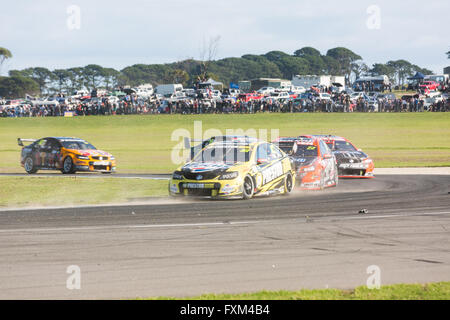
[0,47,13,73]
[370,63,395,78]
[387,60,414,85]
[293,47,321,57]
[102,68,120,90]
[19,67,55,94]
[0,75,39,98]
[53,69,71,93]
[350,61,369,82]
[82,64,106,91]
[326,47,362,84]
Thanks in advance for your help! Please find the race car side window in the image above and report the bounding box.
[269,144,283,160]
[320,140,331,156]
[37,139,47,150]
[319,140,327,157]
[49,139,61,152]
[256,143,269,162]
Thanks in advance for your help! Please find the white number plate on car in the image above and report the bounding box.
[183,183,215,189]
[94,161,109,165]
[184,183,204,189]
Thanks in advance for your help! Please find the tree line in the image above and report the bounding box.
[0,46,439,98]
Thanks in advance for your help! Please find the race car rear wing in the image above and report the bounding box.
[17,138,37,146]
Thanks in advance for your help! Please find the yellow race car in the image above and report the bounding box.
[169,138,295,199]
[18,137,116,174]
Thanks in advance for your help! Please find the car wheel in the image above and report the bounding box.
[283,173,294,195]
[62,156,76,174]
[24,157,38,174]
[242,175,254,200]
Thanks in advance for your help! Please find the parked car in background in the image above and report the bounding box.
[257,87,276,95]
[419,81,439,92]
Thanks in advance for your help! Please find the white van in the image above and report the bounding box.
[155,84,183,96]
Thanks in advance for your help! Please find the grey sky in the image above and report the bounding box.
[1,0,449,75]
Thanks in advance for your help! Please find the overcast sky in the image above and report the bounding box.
[1,0,449,75]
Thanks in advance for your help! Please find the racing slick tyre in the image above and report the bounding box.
[242,175,254,200]
[62,156,76,174]
[24,157,38,174]
[283,173,294,195]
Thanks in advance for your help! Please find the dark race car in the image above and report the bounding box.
[312,135,374,178]
[274,136,338,190]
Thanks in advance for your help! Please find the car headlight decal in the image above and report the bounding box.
[76,155,90,160]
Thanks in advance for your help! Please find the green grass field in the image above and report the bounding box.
[0,176,167,208]
[1,113,449,173]
[145,282,450,300]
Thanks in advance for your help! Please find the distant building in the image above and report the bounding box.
[444,66,450,75]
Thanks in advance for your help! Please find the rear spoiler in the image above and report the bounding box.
[17,138,36,146]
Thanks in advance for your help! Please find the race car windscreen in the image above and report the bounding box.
[293,144,318,157]
[61,140,97,150]
[330,141,357,152]
[193,146,250,163]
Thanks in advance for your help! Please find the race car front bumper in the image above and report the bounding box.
[338,163,374,178]
[74,159,116,173]
[169,179,244,199]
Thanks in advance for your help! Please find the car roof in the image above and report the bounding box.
[46,137,85,141]
[309,134,347,142]
[275,136,319,145]
[207,140,260,149]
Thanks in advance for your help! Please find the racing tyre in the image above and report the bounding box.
[24,157,38,174]
[242,175,254,200]
[62,156,76,174]
[283,173,294,195]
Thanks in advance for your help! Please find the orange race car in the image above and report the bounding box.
[312,135,374,178]
[18,137,116,174]
[275,136,338,190]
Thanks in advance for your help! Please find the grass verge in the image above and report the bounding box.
[0,176,167,208]
[144,282,450,300]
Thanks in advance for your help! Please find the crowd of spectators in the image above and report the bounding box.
[1,86,449,117]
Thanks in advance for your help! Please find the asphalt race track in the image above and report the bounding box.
[0,174,449,299]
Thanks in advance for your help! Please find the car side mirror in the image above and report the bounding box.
[257,158,268,165]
